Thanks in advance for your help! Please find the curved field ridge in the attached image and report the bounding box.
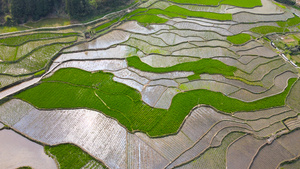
[14,68,297,137]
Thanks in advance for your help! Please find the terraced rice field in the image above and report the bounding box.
[0,0,299,168]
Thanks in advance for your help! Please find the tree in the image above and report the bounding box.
[11,0,25,18]
[65,0,90,18]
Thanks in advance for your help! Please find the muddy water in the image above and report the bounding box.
[0,129,57,169]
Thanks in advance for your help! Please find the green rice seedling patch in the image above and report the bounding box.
[127,6,231,25]
[122,8,148,19]
[128,14,168,24]
[187,74,201,81]
[277,16,300,27]
[227,33,251,44]
[15,68,297,136]
[94,18,120,32]
[167,0,220,6]
[45,144,107,169]
[181,132,244,168]
[164,6,232,20]
[250,26,289,34]
[126,56,237,76]
[25,18,71,28]
[0,33,78,46]
[0,26,28,34]
[34,70,45,76]
[219,0,262,8]
[143,8,187,18]
[167,0,261,8]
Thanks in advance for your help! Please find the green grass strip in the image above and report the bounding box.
[127,6,232,25]
[250,26,289,34]
[15,68,297,136]
[34,70,45,76]
[219,0,262,8]
[273,1,286,9]
[187,74,201,81]
[127,56,237,76]
[167,0,261,8]
[227,33,252,44]
[0,33,78,46]
[122,8,148,19]
[94,18,120,32]
[277,15,300,27]
[128,14,168,24]
[164,5,232,20]
[144,8,187,18]
[45,144,107,169]
[168,0,220,6]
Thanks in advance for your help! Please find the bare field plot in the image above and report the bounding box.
[227,135,266,169]
[250,130,300,169]
[176,132,244,169]
[284,115,300,131]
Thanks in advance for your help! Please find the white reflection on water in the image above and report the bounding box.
[0,129,57,169]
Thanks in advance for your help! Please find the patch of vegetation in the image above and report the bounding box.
[17,167,32,169]
[45,144,107,169]
[277,16,300,27]
[227,33,251,44]
[178,132,244,168]
[168,0,220,6]
[250,26,289,34]
[127,5,232,25]
[220,0,262,8]
[187,74,201,81]
[94,18,120,32]
[126,56,237,76]
[129,14,168,24]
[273,2,287,9]
[34,70,45,76]
[122,8,148,19]
[167,0,262,8]
[0,36,76,62]
[0,33,78,46]
[164,6,232,21]
[0,26,28,34]
[15,68,297,136]
[0,43,72,76]
[25,18,71,28]
[142,8,187,19]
